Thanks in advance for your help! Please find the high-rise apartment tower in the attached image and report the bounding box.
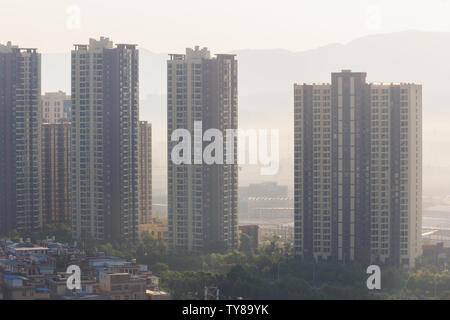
[167,46,238,252]
[71,37,139,242]
[294,70,422,268]
[0,42,42,234]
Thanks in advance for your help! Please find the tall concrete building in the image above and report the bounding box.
[139,121,152,225]
[367,82,422,268]
[0,42,42,235]
[41,122,72,226]
[71,37,140,242]
[41,91,71,123]
[294,70,422,268]
[167,46,238,252]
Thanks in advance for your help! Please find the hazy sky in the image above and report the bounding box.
[3,0,450,53]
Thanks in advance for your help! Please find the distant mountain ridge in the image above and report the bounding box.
[44,30,450,114]
[40,30,450,193]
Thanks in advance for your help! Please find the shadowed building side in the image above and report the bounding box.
[71,38,139,242]
[167,47,238,253]
[41,122,72,226]
[294,70,422,268]
[139,121,152,225]
[0,42,42,235]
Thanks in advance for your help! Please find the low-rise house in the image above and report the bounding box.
[47,273,96,298]
[98,271,147,300]
[1,274,50,300]
[6,243,49,256]
[0,238,172,300]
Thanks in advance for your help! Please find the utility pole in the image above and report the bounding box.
[205,287,220,300]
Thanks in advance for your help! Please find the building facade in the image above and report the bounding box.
[167,47,238,252]
[41,122,72,226]
[294,70,422,267]
[139,219,168,242]
[0,42,42,234]
[238,225,260,251]
[41,91,71,124]
[98,271,147,300]
[368,82,422,267]
[139,121,152,225]
[71,37,140,242]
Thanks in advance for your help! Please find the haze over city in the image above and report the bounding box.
[5,0,447,197]
[4,0,450,53]
[37,30,450,199]
[4,0,450,221]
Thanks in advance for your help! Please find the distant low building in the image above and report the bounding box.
[47,273,96,298]
[246,197,293,221]
[422,242,450,265]
[240,182,288,199]
[41,91,71,123]
[239,182,289,219]
[238,225,260,251]
[0,237,168,300]
[98,271,147,300]
[139,219,168,241]
[5,242,50,257]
